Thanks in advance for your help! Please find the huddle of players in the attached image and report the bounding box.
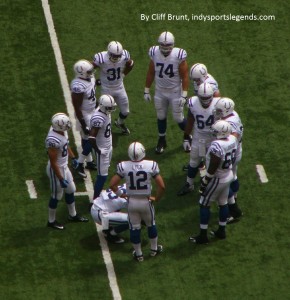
[45,31,244,261]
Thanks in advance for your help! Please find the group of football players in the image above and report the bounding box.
[45,30,244,260]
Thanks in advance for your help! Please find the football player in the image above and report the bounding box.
[144,31,189,154]
[45,113,89,230]
[177,83,219,196]
[109,142,165,262]
[92,41,134,135]
[190,63,220,97]
[189,120,238,244]
[71,59,98,178]
[88,95,117,200]
[213,97,243,223]
[91,184,129,244]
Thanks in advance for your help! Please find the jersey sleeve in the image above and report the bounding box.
[71,81,86,94]
[123,50,130,61]
[90,114,105,129]
[151,161,160,178]
[209,141,223,158]
[93,52,105,67]
[116,162,125,178]
[45,136,61,149]
[148,46,157,59]
[175,48,187,61]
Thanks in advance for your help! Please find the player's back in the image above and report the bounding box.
[45,127,69,167]
[207,135,238,182]
[90,109,112,148]
[116,159,160,197]
[70,77,96,111]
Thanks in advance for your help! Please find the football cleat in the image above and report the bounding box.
[68,214,89,222]
[47,220,64,230]
[150,245,163,257]
[177,182,194,196]
[227,204,243,224]
[132,250,144,262]
[103,230,125,244]
[189,234,209,244]
[114,120,130,135]
[85,161,98,170]
[76,163,87,178]
[155,137,167,154]
[210,229,226,239]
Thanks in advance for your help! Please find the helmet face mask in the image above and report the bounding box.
[98,94,117,114]
[197,82,214,108]
[190,63,208,84]
[213,97,235,119]
[211,120,232,139]
[51,113,71,132]
[107,41,123,63]
[158,31,175,56]
[73,59,95,79]
[128,142,146,161]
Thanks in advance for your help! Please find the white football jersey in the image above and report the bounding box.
[116,160,160,196]
[92,184,127,212]
[187,96,220,138]
[90,108,112,149]
[70,76,96,112]
[93,50,130,88]
[45,127,69,168]
[193,74,219,95]
[206,135,238,182]
[149,46,187,89]
[224,111,243,143]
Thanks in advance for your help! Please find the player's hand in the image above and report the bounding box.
[199,176,211,195]
[183,140,191,152]
[71,158,79,169]
[82,125,90,135]
[99,148,110,155]
[178,96,188,107]
[144,88,151,102]
[59,179,69,188]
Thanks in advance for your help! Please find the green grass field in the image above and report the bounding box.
[1,0,290,299]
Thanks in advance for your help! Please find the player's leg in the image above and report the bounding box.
[154,91,169,154]
[113,89,130,135]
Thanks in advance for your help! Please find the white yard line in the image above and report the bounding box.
[256,164,269,183]
[41,1,122,299]
[26,180,38,199]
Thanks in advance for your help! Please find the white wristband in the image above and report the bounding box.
[205,172,214,178]
[181,91,188,98]
[144,87,150,93]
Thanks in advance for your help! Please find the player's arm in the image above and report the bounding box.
[199,152,220,195]
[123,59,134,76]
[179,60,189,96]
[72,92,88,133]
[145,60,155,89]
[213,90,221,97]
[109,174,126,197]
[88,126,102,154]
[47,148,63,180]
[184,110,194,137]
[150,174,165,202]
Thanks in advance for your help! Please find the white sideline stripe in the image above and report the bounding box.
[75,191,89,197]
[41,1,121,299]
[256,164,269,183]
[26,180,37,199]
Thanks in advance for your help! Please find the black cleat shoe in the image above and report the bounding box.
[210,229,226,239]
[68,214,89,222]
[227,204,243,224]
[85,161,98,170]
[132,250,144,262]
[76,163,87,178]
[155,137,167,154]
[189,234,209,244]
[114,120,130,135]
[103,230,125,244]
[177,182,194,196]
[47,220,64,230]
[150,245,163,257]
